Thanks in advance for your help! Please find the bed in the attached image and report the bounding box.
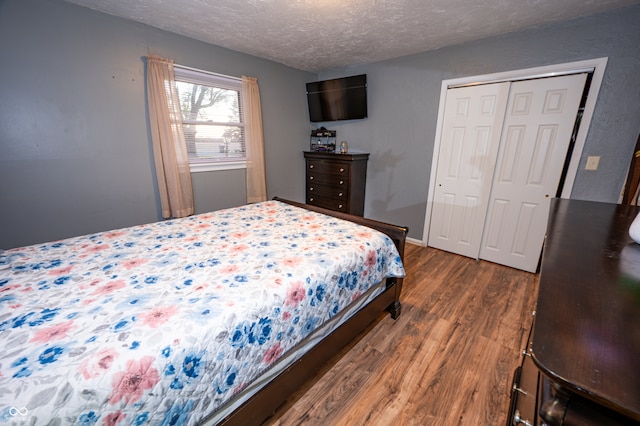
[0,198,407,425]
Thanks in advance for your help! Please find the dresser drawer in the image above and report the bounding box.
[307,159,350,176]
[307,183,348,200]
[306,195,348,212]
[306,172,348,188]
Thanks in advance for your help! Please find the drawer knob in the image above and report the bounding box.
[309,187,314,191]
[338,204,343,209]
[338,192,343,197]
[310,164,314,169]
[340,168,344,172]
[339,180,344,185]
[512,410,533,426]
[310,197,314,202]
[310,176,314,180]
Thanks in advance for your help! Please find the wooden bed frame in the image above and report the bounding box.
[218,197,408,425]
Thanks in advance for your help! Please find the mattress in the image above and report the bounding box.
[0,200,404,425]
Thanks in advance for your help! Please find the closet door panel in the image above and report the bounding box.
[428,83,510,258]
[480,73,588,272]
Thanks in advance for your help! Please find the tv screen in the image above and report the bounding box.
[306,74,367,122]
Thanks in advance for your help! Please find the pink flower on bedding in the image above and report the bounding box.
[262,342,283,365]
[231,231,249,239]
[93,279,126,296]
[139,305,179,328]
[103,411,126,425]
[281,257,302,268]
[109,356,159,405]
[221,265,239,274]
[121,258,148,270]
[366,250,377,268]
[230,244,249,253]
[285,282,306,308]
[30,320,75,343]
[48,265,74,276]
[86,244,110,253]
[79,279,101,291]
[355,230,374,239]
[80,348,119,379]
[0,284,18,293]
[103,231,126,239]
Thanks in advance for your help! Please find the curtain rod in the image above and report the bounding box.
[173,63,240,82]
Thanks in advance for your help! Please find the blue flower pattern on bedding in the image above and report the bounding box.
[0,201,404,425]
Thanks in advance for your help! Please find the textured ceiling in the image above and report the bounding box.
[64,0,638,72]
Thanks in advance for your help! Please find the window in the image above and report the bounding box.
[173,66,245,172]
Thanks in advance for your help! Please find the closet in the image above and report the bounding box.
[428,73,587,272]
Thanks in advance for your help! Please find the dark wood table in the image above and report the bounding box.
[531,198,640,423]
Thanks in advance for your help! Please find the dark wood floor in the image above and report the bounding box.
[268,243,539,425]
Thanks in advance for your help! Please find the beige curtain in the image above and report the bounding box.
[146,55,194,218]
[242,76,268,203]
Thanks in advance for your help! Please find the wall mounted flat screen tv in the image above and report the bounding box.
[306,74,367,122]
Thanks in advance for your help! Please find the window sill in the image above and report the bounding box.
[190,161,247,173]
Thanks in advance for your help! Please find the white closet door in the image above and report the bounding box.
[428,83,510,258]
[479,73,588,272]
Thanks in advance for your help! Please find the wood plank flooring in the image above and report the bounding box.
[267,243,539,425]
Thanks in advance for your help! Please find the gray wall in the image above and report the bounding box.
[0,0,313,249]
[319,5,640,239]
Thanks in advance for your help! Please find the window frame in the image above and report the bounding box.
[173,65,246,173]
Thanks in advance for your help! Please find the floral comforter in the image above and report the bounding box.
[0,200,405,425]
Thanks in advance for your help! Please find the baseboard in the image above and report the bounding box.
[407,237,427,247]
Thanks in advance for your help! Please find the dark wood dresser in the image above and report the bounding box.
[509,199,640,426]
[304,151,369,216]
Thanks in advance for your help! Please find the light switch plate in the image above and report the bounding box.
[585,156,600,171]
